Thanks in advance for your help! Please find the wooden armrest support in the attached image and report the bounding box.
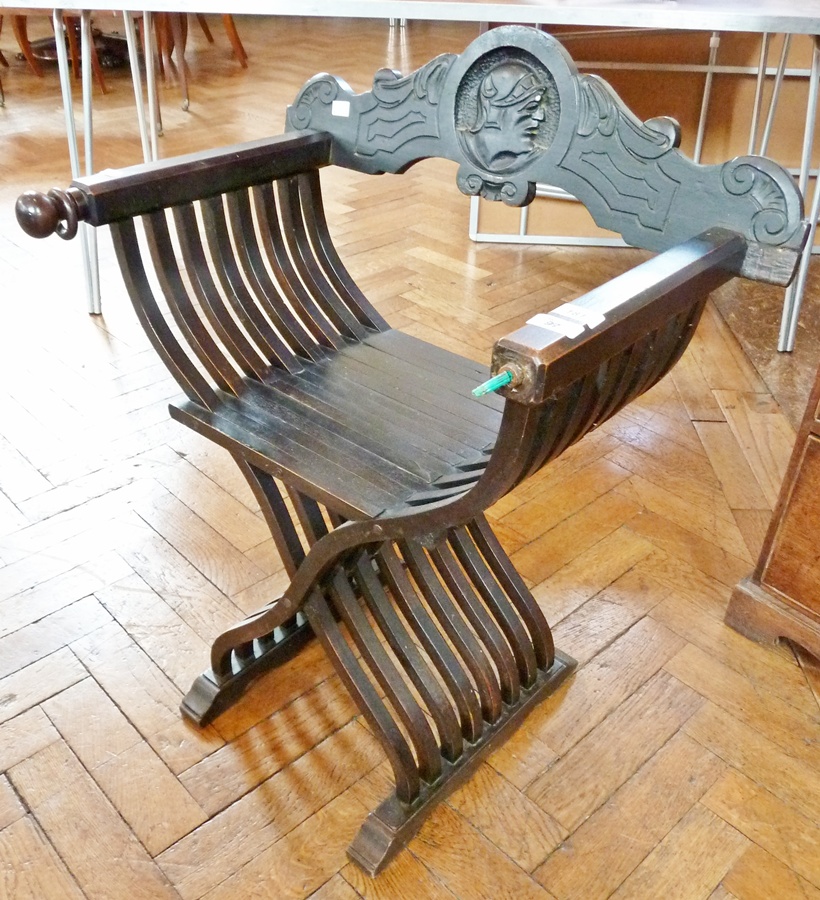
[492,229,746,406]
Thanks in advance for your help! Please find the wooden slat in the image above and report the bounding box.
[2,15,819,897]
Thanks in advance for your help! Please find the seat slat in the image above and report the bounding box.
[239,380,441,492]
[302,347,500,439]
[276,360,496,463]
[261,368,480,472]
[247,381,465,484]
[171,399,409,517]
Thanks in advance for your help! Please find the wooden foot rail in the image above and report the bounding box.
[16,25,807,875]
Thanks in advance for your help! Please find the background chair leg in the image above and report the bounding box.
[12,15,43,77]
[195,13,214,44]
[222,15,248,68]
[169,12,189,110]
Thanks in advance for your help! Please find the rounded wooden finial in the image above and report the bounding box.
[15,190,60,239]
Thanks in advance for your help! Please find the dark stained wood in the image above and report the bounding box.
[15,24,807,877]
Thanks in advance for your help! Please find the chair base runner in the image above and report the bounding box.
[180,619,315,726]
[347,649,577,876]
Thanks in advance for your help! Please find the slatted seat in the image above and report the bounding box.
[176,331,503,518]
[16,25,807,877]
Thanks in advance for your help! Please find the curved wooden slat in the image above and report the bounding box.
[377,544,484,744]
[253,182,345,350]
[468,516,554,670]
[173,203,271,381]
[429,538,520,706]
[287,488,330,547]
[354,553,464,762]
[279,175,368,341]
[236,461,306,577]
[200,194,303,373]
[523,372,600,481]
[144,210,243,395]
[401,541,503,724]
[227,189,326,363]
[330,570,443,784]
[297,170,390,332]
[304,588,421,804]
[449,526,538,687]
[110,220,218,409]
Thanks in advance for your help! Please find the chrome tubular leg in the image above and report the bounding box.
[694,32,720,163]
[779,34,820,351]
[760,34,791,156]
[748,32,771,154]
[124,12,151,163]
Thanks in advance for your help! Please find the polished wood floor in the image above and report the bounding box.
[1,15,819,900]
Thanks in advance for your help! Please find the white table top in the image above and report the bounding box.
[10,1,820,35]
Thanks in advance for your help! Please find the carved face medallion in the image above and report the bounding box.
[456,48,560,175]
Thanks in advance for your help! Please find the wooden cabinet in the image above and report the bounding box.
[726,364,820,659]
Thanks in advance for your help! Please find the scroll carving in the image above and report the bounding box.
[357,56,455,157]
[286,24,807,285]
[558,76,682,232]
[721,156,801,246]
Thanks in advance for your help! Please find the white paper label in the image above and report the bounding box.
[331,100,351,117]
[526,313,585,339]
[551,303,606,328]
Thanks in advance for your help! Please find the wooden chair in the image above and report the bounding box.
[154,12,247,110]
[16,26,806,876]
[0,9,110,92]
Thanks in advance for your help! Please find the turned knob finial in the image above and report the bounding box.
[15,188,81,240]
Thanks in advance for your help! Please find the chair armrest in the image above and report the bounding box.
[490,228,746,406]
[16,132,332,236]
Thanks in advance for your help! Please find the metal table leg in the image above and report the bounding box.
[694,32,721,163]
[758,34,790,156]
[779,34,820,352]
[53,8,101,315]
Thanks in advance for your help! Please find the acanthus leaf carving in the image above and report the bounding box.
[559,76,681,232]
[356,55,456,158]
[288,75,340,130]
[720,156,801,246]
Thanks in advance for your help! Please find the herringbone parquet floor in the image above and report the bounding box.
[1,15,819,900]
